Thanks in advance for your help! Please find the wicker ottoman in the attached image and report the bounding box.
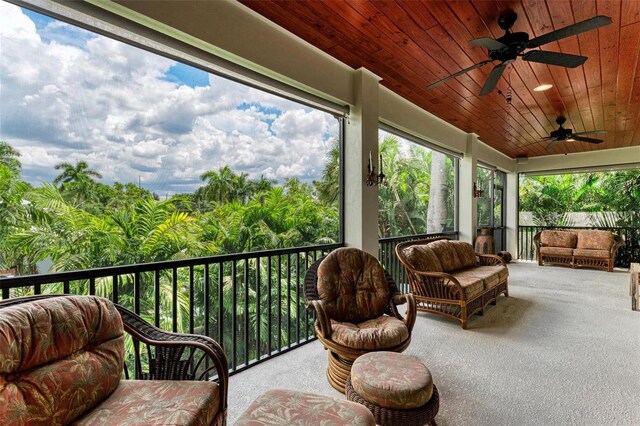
[346,352,439,426]
[234,389,375,425]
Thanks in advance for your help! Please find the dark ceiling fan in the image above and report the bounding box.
[543,116,606,150]
[427,12,612,96]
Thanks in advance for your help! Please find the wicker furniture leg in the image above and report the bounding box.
[630,263,640,311]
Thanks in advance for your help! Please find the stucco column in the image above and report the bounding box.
[344,68,381,256]
[459,133,478,244]
[505,171,519,257]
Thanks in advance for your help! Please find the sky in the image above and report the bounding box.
[0,2,339,195]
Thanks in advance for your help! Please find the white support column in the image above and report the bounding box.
[459,133,478,244]
[505,171,519,258]
[344,68,381,256]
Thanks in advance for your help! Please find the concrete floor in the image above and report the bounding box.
[228,262,640,425]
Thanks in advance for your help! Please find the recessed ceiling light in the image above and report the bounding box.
[533,84,553,92]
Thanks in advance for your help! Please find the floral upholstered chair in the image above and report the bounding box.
[304,247,416,393]
[0,295,228,425]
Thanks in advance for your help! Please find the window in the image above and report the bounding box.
[0,2,341,275]
[476,167,506,251]
[378,128,457,238]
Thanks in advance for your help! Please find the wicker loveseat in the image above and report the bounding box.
[0,295,228,426]
[533,229,624,272]
[396,238,509,329]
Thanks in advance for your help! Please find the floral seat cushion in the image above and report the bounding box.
[234,389,375,426]
[72,380,219,426]
[351,351,433,410]
[331,316,409,350]
[0,296,124,425]
[453,265,508,292]
[540,246,574,256]
[573,248,611,259]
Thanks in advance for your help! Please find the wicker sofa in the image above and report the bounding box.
[396,238,508,329]
[0,295,228,426]
[533,229,624,272]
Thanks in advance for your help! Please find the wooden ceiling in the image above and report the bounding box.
[240,0,640,158]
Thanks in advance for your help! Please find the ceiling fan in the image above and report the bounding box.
[543,116,606,150]
[427,12,612,96]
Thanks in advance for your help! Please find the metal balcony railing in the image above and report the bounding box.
[0,244,342,375]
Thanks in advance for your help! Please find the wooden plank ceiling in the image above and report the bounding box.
[240,0,640,158]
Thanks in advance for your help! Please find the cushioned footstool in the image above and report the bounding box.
[234,389,376,425]
[346,352,439,426]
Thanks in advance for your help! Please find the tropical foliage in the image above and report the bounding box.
[519,171,640,226]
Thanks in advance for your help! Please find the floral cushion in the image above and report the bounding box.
[351,352,433,410]
[540,230,578,248]
[450,241,477,269]
[448,274,484,299]
[576,230,614,250]
[72,380,219,426]
[317,248,390,323]
[453,265,508,291]
[234,389,375,426]
[540,246,573,256]
[0,296,124,426]
[427,240,462,272]
[401,244,443,272]
[331,316,409,350]
[573,248,611,259]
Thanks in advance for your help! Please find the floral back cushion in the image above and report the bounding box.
[317,248,390,324]
[576,230,615,251]
[449,241,477,269]
[427,240,463,272]
[0,296,125,425]
[401,244,443,272]
[540,230,578,248]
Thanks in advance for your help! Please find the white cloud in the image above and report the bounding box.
[0,2,338,195]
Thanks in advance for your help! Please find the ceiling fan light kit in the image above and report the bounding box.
[427,12,612,96]
[543,116,607,150]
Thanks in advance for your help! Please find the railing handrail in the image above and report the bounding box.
[378,231,457,244]
[520,225,639,231]
[0,243,343,288]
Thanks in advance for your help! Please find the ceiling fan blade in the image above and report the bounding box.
[523,50,587,68]
[572,135,604,144]
[541,136,555,140]
[573,130,607,135]
[527,16,612,48]
[480,62,508,96]
[546,140,561,151]
[470,37,507,50]
[427,60,493,90]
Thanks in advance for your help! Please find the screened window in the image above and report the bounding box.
[378,128,457,238]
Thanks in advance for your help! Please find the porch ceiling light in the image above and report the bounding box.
[533,83,553,92]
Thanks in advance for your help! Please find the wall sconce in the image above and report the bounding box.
[473,182,484,198]
[366,151,386,187]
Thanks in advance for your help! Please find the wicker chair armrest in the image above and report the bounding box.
[533,231,543,249]
[306,299,332,339]
[115,305,228,415]
[611,234,625,255]
[390,293,416,332]
[477,254,507,267]
[409,270,465,300]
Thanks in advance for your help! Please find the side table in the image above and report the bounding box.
[631,263,639,311]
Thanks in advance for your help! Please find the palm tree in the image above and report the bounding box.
[53,161,102,189]
[0,141,21,175]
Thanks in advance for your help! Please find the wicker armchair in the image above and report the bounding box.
[0,294,228,426]
[304,247,416,393]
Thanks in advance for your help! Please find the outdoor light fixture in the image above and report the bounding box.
[366,150,386,186]
[533,83,553,92]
